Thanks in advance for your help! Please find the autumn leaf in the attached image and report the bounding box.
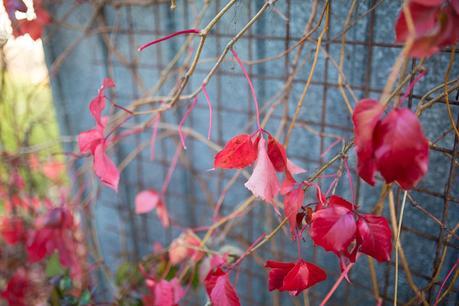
[205,268,241,306]
[265,259,327,296]
[214,134,258,169]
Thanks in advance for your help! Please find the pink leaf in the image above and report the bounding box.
[205,268,241,306]
[286,158,306,175]
[93,143,120,191]
[352,99,383,186]
[78,128,102,154]
[357,214,392,262]
[245,137,280,204]
[135,190,161,214]
[89,78,115,128]
[135,190,170,227]
[42,161,65,182]
[214,134,258,169]
[373,108,429,190]
[265,259,327,296]
[310,205,357,254]
[153,279,185,306]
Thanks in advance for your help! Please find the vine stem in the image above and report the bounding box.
[380,3,415,105]
[394,190,408,306]
[285,1,329,147]
[433,259,459,306]
[201,84,213,140]
[319,263,354,306]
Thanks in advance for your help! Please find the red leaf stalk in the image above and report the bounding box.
[433,259,458,306]
[398,70,426,107]
[320,263,354,306]
[150,113,161,160]
[137,29,201,51]
[178,96,198,149]
[161,141,183,195]
[230,48,261,130]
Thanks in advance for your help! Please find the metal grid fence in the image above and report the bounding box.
[43,0,458,305]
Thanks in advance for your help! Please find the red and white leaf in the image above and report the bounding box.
[245,137,280,204]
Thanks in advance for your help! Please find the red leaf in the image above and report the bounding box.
[135,190,170,227]
[200,254,229,282]
[265,260,295,291]
[373,108,429,190]
[78,126,103,155]
[205,268,241,306]
[267,135,305,175]
[153,279,185,306]
[27,207,82,280]
[395,1,459,58]
[0,269,29,306]
[214,134,258,169]
[327,195,357,211]
[352,99,383,186]
[357,214,392,262]
[265,259,327,295]
[310,205,357,254]
[93,143,120,191]
[284,186,305,236]
[267,135,288,172]
[0,216,26,245]
[89,78,115,129]
[245,137,280,204]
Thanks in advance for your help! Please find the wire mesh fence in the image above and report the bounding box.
[3,0,458,305]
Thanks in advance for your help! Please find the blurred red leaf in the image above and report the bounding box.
[0,216,26,245]
[395,0,459,58]
[0,269,29,306]
[205,268,241,306]
[153,279,185,306]
[135,189,169,227]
